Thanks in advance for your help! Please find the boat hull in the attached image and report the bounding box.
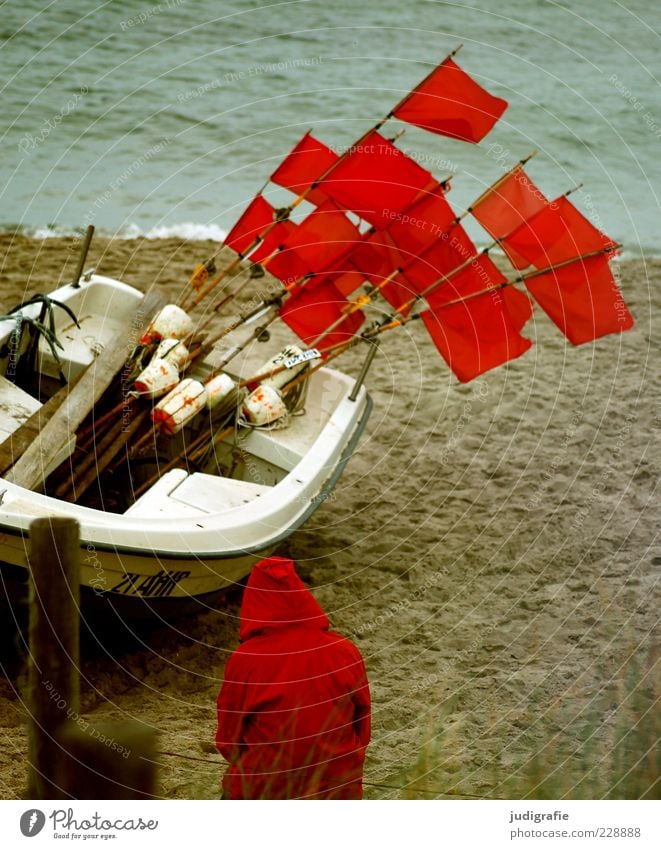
[0,275,372,615]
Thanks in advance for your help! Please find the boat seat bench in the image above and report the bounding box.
[124,469,271,518]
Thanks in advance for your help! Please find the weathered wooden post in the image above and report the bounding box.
[55,721,159,799]
[27,517,80,799]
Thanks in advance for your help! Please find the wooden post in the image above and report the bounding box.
[55,721,159,799]
[27,517,80,799]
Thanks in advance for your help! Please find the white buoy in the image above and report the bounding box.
[152,378,208,435]
[205,373,236,410]
[155,338,189,369]
[242,384,287,426]
[140,304,194,344]
[133,358,180,398]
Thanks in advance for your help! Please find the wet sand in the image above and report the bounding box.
[0,234,658,799]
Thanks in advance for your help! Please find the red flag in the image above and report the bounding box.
[224,195,276,256]
[265,201,361,285]
[471,166,548,268]
[524,253,633,344]
[279,277,365,350]
[502,285,534,331]
[384,186,457,256]
[421,298,531,383]
[318,130,435,227]
[503,196,618,269]
[393,57,508,143]
[330,269,365,298]
[421,254,531,381]
[347,232,416,314]
[403,223,476,291]
[270,131,338,207]
[351,230,409,281]
[341,186,459,313]
[425,253,507,308]
[250,218,297,264]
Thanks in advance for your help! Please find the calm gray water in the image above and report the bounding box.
[2,0,659,255]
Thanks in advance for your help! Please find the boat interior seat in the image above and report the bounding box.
[124,469,271,518]
[124,469,204,518]
[167,472,271,514]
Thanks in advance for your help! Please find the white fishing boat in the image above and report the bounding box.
[0,271,371,615]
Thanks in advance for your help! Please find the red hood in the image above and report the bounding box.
[239,556,330,641]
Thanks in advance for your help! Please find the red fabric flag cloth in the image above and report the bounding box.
[216,557,371,800]
[224,195,276,256]
[384,185,458,256]
[318,130,435,227]
[421,255,532,382]
[265,201,361,286]
[403,222,476,291]
[524,253,633,344]
[502,284,534,331]
[250,218,297,264]
[392,57,508,143]
[270,131,338,207]
[470,166,549,268]
[279,276,366,350]
[503,195,618,270]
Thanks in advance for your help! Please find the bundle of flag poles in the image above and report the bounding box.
[182,45,633,386]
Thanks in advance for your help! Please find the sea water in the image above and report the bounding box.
[1,0,659,256]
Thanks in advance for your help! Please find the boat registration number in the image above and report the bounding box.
[110,569,191,597]
[283,349,320,368]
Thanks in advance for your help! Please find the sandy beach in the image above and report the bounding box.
[0,233,658,799]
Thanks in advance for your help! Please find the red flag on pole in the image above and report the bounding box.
[224,195,276,256]
[384,186,457,256]
[392,57,508,143]
[524,253,633,344]
[501,285,534,331]
[318,130,435,227]
[270,131,338,207]
[403,223,476,291]
[250,218,298,264]
[349,185,456,278]
[279,276,366,350]
[265,201,361,285]
[503,196,618,269]
[470,166,549,268]
[420,255,531,382]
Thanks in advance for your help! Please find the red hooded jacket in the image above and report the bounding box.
[216,556,371,799]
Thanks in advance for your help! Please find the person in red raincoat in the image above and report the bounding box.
[215,556,371,799]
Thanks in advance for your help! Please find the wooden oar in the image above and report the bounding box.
[0,373,84,477]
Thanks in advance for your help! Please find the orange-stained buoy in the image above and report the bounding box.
[242,385,287,426]
[152,378,208,435]
[205,373,236,409]
[133,358,180,398]
[140,304,194,345]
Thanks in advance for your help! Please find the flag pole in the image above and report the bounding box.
[183,46,465,309]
